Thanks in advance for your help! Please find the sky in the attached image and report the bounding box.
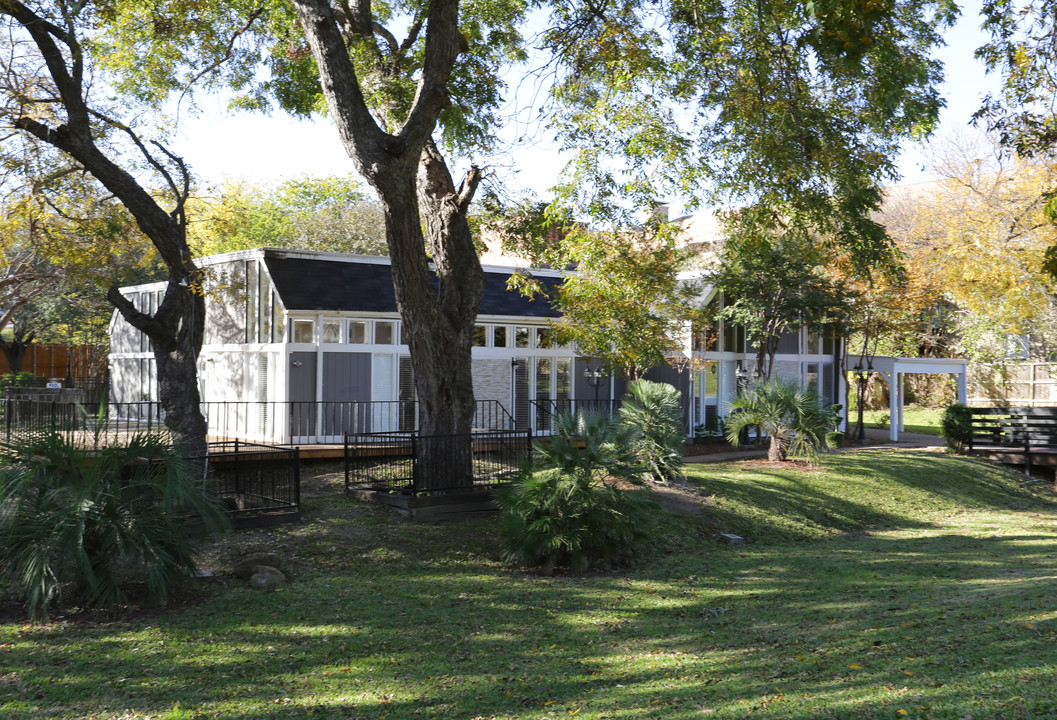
[170,2,1000,212]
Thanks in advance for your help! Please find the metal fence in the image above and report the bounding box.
[0,398,517,446]
[344,429,532,495]
[528,399,619,431]
[196,441,301,527]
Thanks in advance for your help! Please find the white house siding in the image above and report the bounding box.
[203,263,247,345]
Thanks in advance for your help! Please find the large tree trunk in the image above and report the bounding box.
[109,276,207,459]
[0,332,31,375]
[5,0,208,459]
[368,147,484,491]
[292,0,485,492]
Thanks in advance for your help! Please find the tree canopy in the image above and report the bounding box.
[188,175,386,256]
[1,0,961,466]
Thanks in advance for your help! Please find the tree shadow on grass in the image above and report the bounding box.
[6,525,1057,719]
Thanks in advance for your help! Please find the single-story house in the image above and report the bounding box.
[109,248,628,443]
[109,246,860,443]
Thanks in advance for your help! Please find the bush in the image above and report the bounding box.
[495,411,657,573]
[619,379,685,484]
[0,431,229,620]
[826,431,845,449]
[1,371,37,390]
[725,379,831,462]
[942,403,974,453]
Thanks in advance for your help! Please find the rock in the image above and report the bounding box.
[234,552,282,579]
[248,565,286,590]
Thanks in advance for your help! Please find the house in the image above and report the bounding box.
[108,248,625,444]
[110,235,955,445]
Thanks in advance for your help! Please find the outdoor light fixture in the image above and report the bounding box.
[735,364,748,392]
[584,361,606,403]
[853,358,873,445]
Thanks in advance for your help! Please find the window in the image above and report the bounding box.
[292,319,314,343]
[805,362,820,395]
[722,322,745,353]
[473,325,488,347]
[349,321,368,344]
[535,327,552,349]
[322,320,342,343]
[515,326,530,348]
[494,326,509,348]
[375,321,395,344]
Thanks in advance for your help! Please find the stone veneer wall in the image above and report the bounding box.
[769,360,801,383]
[472,358,513,427]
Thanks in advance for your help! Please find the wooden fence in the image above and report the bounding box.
[968,363,1057,407]
[0,344,107,379]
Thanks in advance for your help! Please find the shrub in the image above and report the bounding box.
[0,431,229,620]
[826,431,845,449]
[941,403,974,453]
[619,379,685,483]
[725,379,831,462]
[1,371,37,390]
[496,411,657,573]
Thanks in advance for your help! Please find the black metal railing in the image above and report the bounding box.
[528,398,619,432]
[196,441,300,527]
[344,429,532,495]
[0,398,518,446]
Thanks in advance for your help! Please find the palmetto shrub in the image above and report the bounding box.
[0,431,228,620]
[619,379,686,484]
[725,379,831,462]
[496,411,658,573]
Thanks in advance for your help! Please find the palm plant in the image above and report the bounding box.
[0,430,228,620]
[725,379,831,463]
[619,379,686,484]
[496,410,656,573]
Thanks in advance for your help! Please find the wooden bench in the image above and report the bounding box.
[967,407,1057,475]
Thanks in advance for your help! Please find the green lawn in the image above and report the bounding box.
[3,452,1057,719]
[854,405,946,436]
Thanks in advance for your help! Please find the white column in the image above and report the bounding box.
[958,367,968,405]
[898,372,906,432]
[889,371,899,443]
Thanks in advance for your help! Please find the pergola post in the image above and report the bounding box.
[889,370,899,443]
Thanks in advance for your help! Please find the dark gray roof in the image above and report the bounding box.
[263,255,561,318]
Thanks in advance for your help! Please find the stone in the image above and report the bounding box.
[248,565,286,591]
[234,552,282,579]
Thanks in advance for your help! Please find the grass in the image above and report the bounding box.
[3,451,1057,719]
[852,405,946,436]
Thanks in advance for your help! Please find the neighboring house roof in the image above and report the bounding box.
[261,251,562,318]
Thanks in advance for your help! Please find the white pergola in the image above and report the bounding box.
[855,356,968,442]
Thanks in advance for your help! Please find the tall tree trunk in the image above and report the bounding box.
[109,276,206,459]
[291,0,485,492]
[0,331,31,376]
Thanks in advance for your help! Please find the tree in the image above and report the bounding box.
[865,135,1057,365]
[499,204,706,379]
[725,379,831,463]
[546,0,955,274]
[977,1,1057,278]
[188,175,387,257]
[0,2,208,456]
[710,226,850,381]
[53,0,953,482]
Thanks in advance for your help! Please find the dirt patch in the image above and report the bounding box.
[648,479,714,516]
